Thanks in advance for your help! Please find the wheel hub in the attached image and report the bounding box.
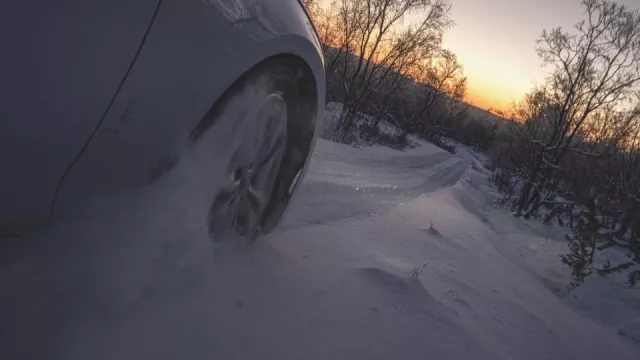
[208,93,288,240]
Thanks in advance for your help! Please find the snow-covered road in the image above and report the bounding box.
[1,139,638,360]
[281,140,468,230]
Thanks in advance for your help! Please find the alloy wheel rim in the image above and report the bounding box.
[208,93,287,240]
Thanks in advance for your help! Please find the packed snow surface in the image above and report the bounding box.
[1,137,639,359]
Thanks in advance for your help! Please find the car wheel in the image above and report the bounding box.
[189,59,316,242]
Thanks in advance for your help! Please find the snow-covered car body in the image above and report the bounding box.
[0,0,324,237]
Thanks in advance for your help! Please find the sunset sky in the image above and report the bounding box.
[443,0,640,110]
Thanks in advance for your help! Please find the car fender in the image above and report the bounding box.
[55,0,325,216]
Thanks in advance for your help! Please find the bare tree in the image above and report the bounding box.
[484,1,640,286]
[412,49,466,130]
[330,0,452,139]
[514,0,640,217]
[304,0,484,152]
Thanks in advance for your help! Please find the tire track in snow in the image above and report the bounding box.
[279,145,470,231]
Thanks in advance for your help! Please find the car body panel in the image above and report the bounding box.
[0,1,159,234]
[55,0,325,220]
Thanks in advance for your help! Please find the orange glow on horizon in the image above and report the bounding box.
[465,84,519,112]
[310,0,640,113]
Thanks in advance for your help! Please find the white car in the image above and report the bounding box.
[0,0,325,240]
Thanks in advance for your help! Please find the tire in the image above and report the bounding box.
[189,58,316,241]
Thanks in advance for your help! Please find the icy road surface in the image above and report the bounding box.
[1,139,638,360]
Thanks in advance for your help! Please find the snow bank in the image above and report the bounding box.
[1,135,638,359]
[319,102,404,143]
[455,147,640,351]
[619,319,640,344]
[271,163,639,359]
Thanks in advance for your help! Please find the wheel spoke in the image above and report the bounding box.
[247,186,267,212]
[208,187,239,239]
[207,91,289,241]
[254,133,285,171]
[210,187,235,209]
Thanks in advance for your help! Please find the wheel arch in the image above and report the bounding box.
[189,53,320,145]
[189,53,322,235]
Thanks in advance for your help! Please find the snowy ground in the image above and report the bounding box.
[1,137,639,359]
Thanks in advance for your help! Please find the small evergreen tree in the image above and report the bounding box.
[561,199,636,288]
[561,221,593,288]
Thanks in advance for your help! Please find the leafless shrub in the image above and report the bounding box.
[489,0,640,286]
